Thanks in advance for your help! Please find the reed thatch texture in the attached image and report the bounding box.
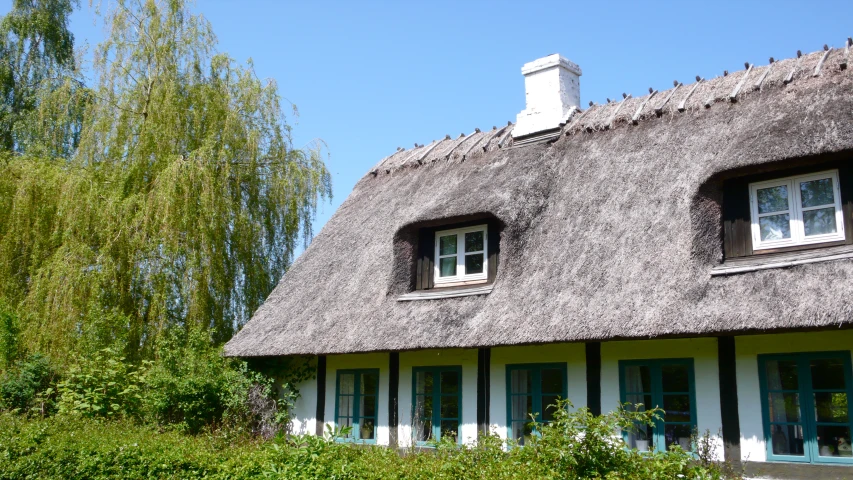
[225,48,853,357]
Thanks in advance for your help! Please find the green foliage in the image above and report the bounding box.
[0,299,19,368]
[0,401,743,480]
[0,354,56,415]
[55,348,147,419]
[0,0,79,152]
[0,0,331,361]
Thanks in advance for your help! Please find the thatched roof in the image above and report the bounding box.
[225,45,853,357]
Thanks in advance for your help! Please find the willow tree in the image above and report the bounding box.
[0,0,331,359]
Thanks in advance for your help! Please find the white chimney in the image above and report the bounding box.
[513,54,582,138]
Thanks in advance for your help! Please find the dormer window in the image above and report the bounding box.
[749,170,845,251]
[434,225,488,285]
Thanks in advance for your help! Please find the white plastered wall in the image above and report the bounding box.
[735,330,853,463]
[398,349,479,447]
[323,352,391,445]
[489,343,587,441]
[600,338,725,461]
[289,375,318,436]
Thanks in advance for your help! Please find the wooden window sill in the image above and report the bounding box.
[711,244,853,276]
[397,284,493,302]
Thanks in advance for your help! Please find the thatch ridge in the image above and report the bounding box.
[225,46,853,357]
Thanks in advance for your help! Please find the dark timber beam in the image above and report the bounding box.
[477,347,491,436]
[717,336,742,466]
[389,352,400,447]
[585,342,602,416]
[315,355,327,436]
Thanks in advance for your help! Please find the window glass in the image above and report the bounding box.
[506,364,566,445]
[336,369,379,442]
[434,225,488,284]
[760,353,853,463]
[412,366,461,443]
[619,359,696,453]
[749,170,845,250]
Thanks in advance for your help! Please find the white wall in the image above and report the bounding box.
[323,352,391,445]
[490,343,587,441]
[600,338,725,461]
[398,349,479,447]
[735,330,853,463]
[289,375,318,436]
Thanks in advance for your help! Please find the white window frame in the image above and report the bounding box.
[433,225,488,286]
[749,169,845,251]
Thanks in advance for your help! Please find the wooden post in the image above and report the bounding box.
[389,352,400,448]
[315,355,327,436]
[477,347,491,436]
[718,336,742,466]
[585,342,602,416]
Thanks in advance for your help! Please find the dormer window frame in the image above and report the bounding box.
[749,169,846,252]
[433,224,489,286]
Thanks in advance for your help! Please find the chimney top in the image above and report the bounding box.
[513,54,582,139]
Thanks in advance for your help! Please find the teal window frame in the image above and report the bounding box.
[334,368,380,443]
[758,351,853,465]
[411,365,463,445]
[618,358,697,453]
[505,362,568,444]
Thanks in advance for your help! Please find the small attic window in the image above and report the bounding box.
[749,170,845,251]
[434,225,488,286]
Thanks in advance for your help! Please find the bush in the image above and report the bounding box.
[0,354,56,415]
[55,348,147,419]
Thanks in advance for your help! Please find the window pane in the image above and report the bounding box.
[759,214,791,241]
[440,371,459,394]
[816,425,852,457]
[757,185,789,214]
[661,364,690,392]
[512,421,533,445]
[337,416,353,437]
[440,420,459,442]
[439,234,457,255]
[416,371,433,395]
[511,395,533,422]
[665,424,694,451]
[542,395,560,422]
[361,372,379,395]
[814,392,849,423]
[414,395,433,442]
[768,392,801,423]
[360,418,375,440]
[361,395,376,418]
[624,365,651,393]
[465,231,484,252]
[800,178,835,208]
[626,423,652,451]
[625,394,653,412]
[803,207,837,236]
[510,369,532,394]
[541,368,564,394]
[464,253,484,275]
[766,360,799,390]
[339,395,353,417]
[770,424,805,456]
[439,257,457,277]
[811,358,847,390]
[663,394,692,422]
[440,396,459,419]
[340,373,355,395]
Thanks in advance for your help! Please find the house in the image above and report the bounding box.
[224,41,853,479]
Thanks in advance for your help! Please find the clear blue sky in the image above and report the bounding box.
[6,0,853,251]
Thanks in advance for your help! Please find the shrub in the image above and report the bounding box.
[55,348,147,419]
[0,354,56,415]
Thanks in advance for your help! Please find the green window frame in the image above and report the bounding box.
[618,358,697,453]
[335,368,379,443]
[758,351,853,464]
[505,363,568,445]
[411,366,462,444]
